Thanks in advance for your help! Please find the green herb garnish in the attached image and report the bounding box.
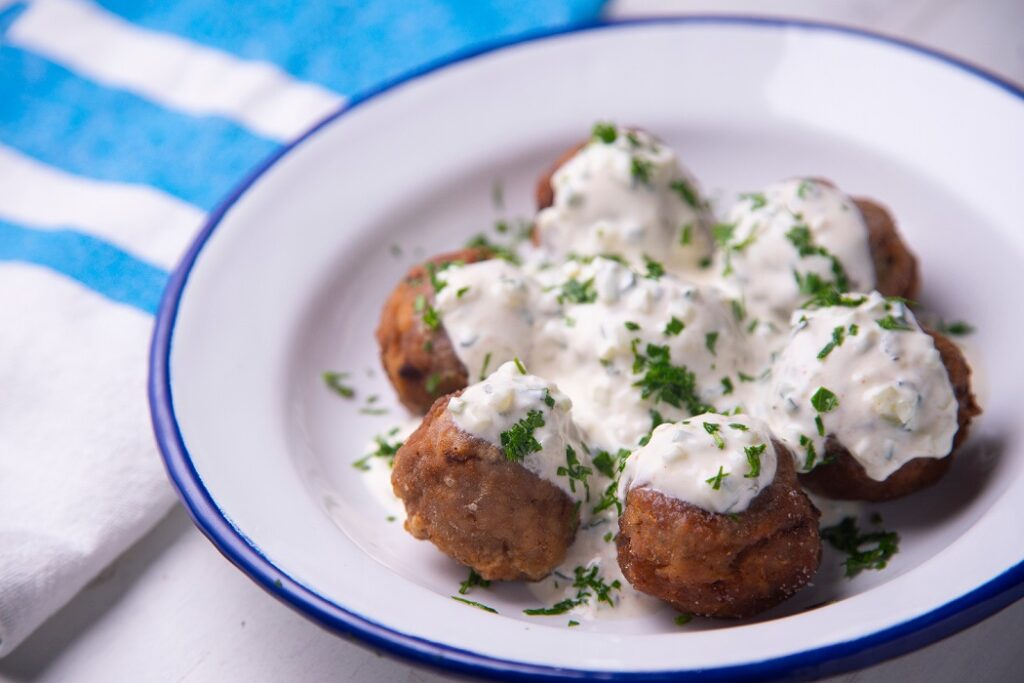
[664,316,685,336]
[703,422,725,449]
[322,371,355,399]
[592,122,617,144]
[500,410,545,463]
[643,255,665,279]
[705,465,729,490]
[557,445,592,500]
[744,443,766,478]
[559,278,597,304]
[451,596,498,613]
[705,331,719,356]
[820,516,900,577]
[817,325,847,360]
[632,343,712,416]
[670,178,700,208]
[459,569,491,595]
[811,387,840,413]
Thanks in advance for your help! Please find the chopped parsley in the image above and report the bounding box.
[624,321,641,331]
[592,121,617,144]
[424,261,448,294]
[721,376,734,395]
[638,408,668,446]
[524,565,621,615]
[799,434,817,470]
[459,569,491,595]
[425,373,442,395]
[675,613,693,626]
[731,299,746,322]
[664,316,685,336]
[464,234,521,264]
[797,179,813,199]
[815,415,825,437]
[643,255,665,279]
[322,371,355,399]
[786,225,850,294]
[679,224,693,246]
[937,319,974,336]
[705,331,719,356]
[451,596,498,613]
[744,443,766,478]
[352,427,403,470]
[811,386,840,413]
[499,410,545,463]
[737,371,756,383]
[557,445,592,500]
[568,620,580,628]
[821,516,900,577]
[559,277,597,304]
[712,222,735,247]
[479,352,492,380]
[739,192,767,210]
[670,178,700,209]
[456,285,470,299]
[728,422,749,431]
[631,343,712,416]
[543,389,556,408]
[631,157,653,185]
[802,286,866,309]
[817,325,847,360]
[421,303,441,330]
[705,465,729,490]
[592,448,632,515]
[876,314,913,331]
[513,357,528,375]
[703,422,725,449]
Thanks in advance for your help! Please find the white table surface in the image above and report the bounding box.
[3,2,1022,681]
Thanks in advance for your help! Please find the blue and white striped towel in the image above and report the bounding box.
[0,0,604,656]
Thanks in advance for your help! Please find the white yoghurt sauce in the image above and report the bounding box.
[535,127,713,273]
[716,178,875,325]
[764,292,958,481]
[377,128,963,621]
[619,413,778,514]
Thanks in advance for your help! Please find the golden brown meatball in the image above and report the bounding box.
[800,330,981,501]
[535,140,587,212]
[375,248,490,414]
[854,197,920,301]
[616,447,821,618]
[391,393,579,581]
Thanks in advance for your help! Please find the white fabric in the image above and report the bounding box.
[6,0,345,142]
[0,266,176,656]
[0,146,203,270]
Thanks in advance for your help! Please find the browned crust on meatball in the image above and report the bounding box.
[854,197,920,301]
[535,141,588,212]
[800,330,981,501]
[616,446,821,618]
[391,393,579,581]
[375,248,490,414]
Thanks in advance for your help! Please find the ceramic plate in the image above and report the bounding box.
[150,18,1024,681]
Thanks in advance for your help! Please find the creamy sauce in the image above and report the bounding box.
[764,292,958,481]
[535,127,713,273]
[369,126,967,623]
[620,413,778,514]
[716,178,875,325]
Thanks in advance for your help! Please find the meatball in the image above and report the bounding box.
[854,197,920,301]
[800,330,981,501]
[376,247,489,414]
[391,392,579,581]
[617,443,821,619]
[535,140,586,212]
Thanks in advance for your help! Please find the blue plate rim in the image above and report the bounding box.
[149,15,1024,682]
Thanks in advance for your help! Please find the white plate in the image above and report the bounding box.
[150,18,1024,680]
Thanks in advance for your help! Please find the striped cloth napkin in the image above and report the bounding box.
[0,0,603,657]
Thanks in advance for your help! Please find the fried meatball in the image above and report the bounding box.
[535,140,586,212]
[854,197,920,301]
[391,392,579,581]
[617,445,821,619]
[800,330,981,501]
[376,248,489,414]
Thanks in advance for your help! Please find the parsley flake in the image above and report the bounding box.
[500,410,545,463]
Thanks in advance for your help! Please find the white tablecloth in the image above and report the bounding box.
[1,1,1020,681]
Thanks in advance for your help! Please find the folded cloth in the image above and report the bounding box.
[0,0,604,656]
